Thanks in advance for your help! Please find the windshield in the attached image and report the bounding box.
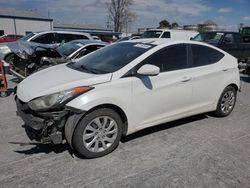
[192,32,223,43]
[20,33,36,41]
[57,41,83,57]
[68,42,155,74]
[142,31,163,38]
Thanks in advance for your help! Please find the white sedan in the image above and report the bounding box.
[16,39,240,158]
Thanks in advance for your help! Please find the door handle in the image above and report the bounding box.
[181,77,192,82]
[222,68,229,72]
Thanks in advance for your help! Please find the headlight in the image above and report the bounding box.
[16,50,29,59]
[28,86,93,111]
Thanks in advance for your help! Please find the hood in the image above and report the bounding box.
[7,40,54,57]
[17,63,112,102]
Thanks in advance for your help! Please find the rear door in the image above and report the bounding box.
[189,44,226,111]
[131,44,193,129]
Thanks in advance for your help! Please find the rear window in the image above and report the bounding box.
[142,31,163,38]
[191,44,224,67]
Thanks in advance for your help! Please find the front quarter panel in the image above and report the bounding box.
[65,77,134,134]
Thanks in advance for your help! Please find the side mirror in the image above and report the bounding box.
[190,37,193,40]
[137,64,160,76]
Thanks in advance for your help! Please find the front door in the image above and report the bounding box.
[131,44,193,129]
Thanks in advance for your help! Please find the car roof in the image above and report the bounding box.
[146,29,197,33]
[121,38,227,53]
[31,30,91,36]
[68,39,108,45]
[200,31,239,34]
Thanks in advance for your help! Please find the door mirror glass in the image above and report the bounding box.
[137,64,160,76]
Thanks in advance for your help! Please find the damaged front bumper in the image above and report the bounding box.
[16,98,68,144]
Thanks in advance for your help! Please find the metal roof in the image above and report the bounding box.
[0,8,52,21]
[53,22,112,32]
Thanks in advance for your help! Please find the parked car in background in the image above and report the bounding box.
[142,29,198,40]
[92,36,102,41]
[16,39,240,158]
[116,35,141,42]
[9,40,107,78]
[0,31,93,64]
[0,34,23,43]
[192,31,250,62]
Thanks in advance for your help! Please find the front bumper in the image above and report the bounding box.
[16,98,68,144]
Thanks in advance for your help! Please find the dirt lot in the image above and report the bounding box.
[0,75,250,188]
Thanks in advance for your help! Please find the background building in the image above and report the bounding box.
[0,8,53,36]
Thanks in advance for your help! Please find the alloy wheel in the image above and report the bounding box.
[220,90,235,114]
[83,116,118,153]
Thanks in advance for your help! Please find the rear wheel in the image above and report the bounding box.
[214,86,237,117]
[72,108,123,158]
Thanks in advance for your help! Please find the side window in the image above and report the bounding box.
[224,33,234,43]
[31,33,55,44]
[143,44,188,72]
[57,34,75,43]
[75,34,89,40]
[161,32,171,38]
[191,44,224,67]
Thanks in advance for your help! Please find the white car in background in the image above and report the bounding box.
[142,29,198,40]
[16,39,240,158]
[0,31,93,63]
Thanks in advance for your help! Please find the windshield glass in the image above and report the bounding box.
[142,31,163,38]
[20,33,36,41]
[57,41,83,57]
[68,42,155,74]
[192,32,223,43]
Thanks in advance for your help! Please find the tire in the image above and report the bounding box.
[72,108,123,158]
[214,86,237,117]
[5,54,15,65]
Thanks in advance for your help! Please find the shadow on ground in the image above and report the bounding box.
[9,114,209,158]
[121,113,208,143]
[11,143,69,155]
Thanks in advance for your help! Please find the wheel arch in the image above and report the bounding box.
[64,103,128,148]
[227,83,239,91]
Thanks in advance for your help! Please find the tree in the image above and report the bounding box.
[106,0,136,32]
[171,22,179,29]
[158,20,170,28]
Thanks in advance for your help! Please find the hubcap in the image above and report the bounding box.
[221,91,235,114]
[83,116,118,153]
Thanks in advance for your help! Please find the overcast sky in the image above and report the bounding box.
[0,0,250,32]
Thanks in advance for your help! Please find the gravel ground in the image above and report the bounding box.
[0,75,250,188]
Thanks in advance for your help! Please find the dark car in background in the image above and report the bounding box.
[192,31,250,62]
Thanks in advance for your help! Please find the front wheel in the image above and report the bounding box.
[214,86,237,117]
[72,108,123,158]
